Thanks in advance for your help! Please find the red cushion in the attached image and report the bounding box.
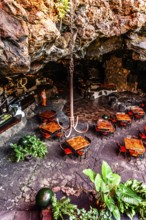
[120,122,127,126]
[140,133,146,139]
[77,150,84,156]
[45,133,51,138]
[64,148,72,155]
[120,146,127,152]
[56,132,63,137]
[135,114,141,118]
[128,111,133,115]
[129,150,138,157]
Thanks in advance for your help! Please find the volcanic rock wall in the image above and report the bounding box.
[104,56,130,91]
[0,0,146,75]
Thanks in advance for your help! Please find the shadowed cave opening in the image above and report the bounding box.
[1,49,146,116]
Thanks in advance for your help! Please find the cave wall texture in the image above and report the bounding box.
[0,0,146,76]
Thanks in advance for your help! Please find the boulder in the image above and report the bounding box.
[0,0,146,75]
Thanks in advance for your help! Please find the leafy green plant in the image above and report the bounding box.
[50,162,146,220]
[83,161,146,220]
[125,179,146,199]
[52,195,77,220]
[10,135,48,162]
[115,183,142,220]
[98,209,113,220]
[54,0,70,20]
[51,194,99,220]
[124,179,146,219]
[54,0,70,30]
[74,207,98,220]
[83,161,121,220]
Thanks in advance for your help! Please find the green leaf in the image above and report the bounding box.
[83,169,96,183]
[112,206,121,220]
[104,194,114,212]
[108,174,121,185]
[118,201,125,213]
[126,208,136,220]
[121,196,140,205]
[94,174,102,192]
[103,195,121,220]
[108,174,121,191]
[117,184,142,205]
[102,161,113,183]
[101,180,109,193]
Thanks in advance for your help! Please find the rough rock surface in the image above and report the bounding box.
[0,0,146,75]
[104,55,130,91]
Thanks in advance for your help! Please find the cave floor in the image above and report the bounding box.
[0,93,145,220]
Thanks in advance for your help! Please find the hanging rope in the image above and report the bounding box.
[57,0,88,137]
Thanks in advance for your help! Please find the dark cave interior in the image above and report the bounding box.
[1,49,146,116]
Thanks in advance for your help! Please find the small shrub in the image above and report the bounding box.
[10,135,48,162]
[83,161,146,220]
[51,194,99,220]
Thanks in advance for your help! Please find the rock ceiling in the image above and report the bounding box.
[0,0,146,76]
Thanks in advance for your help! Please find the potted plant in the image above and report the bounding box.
[10,135,48,162]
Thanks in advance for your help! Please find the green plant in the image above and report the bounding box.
[51,194,99,220]
[98,209,113,220]
[125,179,146,199]
[54,0,70,30]
[83,161,121,220]
[52,195,77,220]
[74,207,98,220]
[10,135,48,162]
[124,179,146,219]
[115,183,142,220]
[54,0,70,19]
[83,161,146,220]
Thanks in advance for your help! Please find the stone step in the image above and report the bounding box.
[0,211,40,220]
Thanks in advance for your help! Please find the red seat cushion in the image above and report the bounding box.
[77,150,84,156]
[135,114,141,118]
[120,146,127,152]
[127,111,133,116]
[129,150,138,157]
[64,148,72,155]
[140,103,145,107]
[140,133,146,139]
[120,122,127,127]
[45,133,51,138]
[56,132,63,137]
